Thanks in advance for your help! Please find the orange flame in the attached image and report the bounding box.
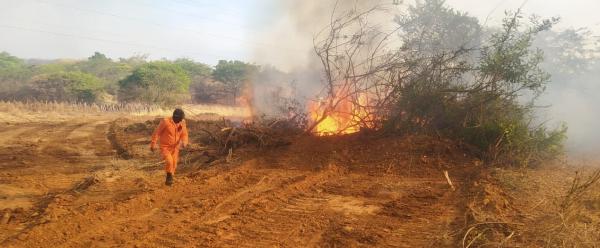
[309,92,372,136]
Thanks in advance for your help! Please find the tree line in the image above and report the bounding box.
[0,51,258,106]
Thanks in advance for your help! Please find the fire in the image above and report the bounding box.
[309,93,372,136]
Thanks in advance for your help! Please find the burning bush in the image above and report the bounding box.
[308,0,566,167]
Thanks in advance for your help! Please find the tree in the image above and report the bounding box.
[396,0,482,55]
[75,52,132,95]
[0,52,25,71]
[212,60,257,104]
[0,52,31,98]
[534,28,599,85]
[0,51,30,82]
[533,28,600,154]
[118,61,191,105]
[88,51,109,61]
[174,58,212,78]
[25,71,104,103]
[311,0,565,166]
[173,58,215,103]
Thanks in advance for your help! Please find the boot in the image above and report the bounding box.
[165,172,174,186]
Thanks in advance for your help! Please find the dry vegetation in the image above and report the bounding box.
[461,163,600,247]
[0,105,597,247]
[0,100,251,123]
[1,0,598,247]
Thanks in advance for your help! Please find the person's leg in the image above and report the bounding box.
[161,148,174,173]
[171,149,180,174]
[160,148,175,185]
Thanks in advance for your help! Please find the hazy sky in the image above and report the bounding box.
[0,0,598,66]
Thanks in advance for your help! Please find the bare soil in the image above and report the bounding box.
[0,117,596,247]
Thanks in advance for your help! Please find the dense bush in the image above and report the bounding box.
[393,8,566,166]
[312,0,567,167]
[23,71,104,103]
[118,61,191,105]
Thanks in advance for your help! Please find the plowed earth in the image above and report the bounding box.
[0,117,484,247]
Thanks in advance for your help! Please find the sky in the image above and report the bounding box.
[0,0,599,66]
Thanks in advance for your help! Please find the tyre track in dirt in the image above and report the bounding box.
[2,120,478,247]
[0,119,118,243]
[0,125,38,147]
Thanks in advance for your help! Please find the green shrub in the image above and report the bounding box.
[118,61,191,106]
[25,71,104,103]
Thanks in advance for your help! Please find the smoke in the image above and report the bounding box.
[251,0,397,71]
[537,66,600,156]
[249,0,396,116]
[247,1,330,116]
[248,1,600,157]
[530,28,600,157]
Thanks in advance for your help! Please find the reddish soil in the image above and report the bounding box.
[2,117,593,247]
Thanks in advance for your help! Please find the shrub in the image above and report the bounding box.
[25,71,104,103]
[118,61,191,106]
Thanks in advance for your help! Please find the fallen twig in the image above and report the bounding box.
[444,170,456,191]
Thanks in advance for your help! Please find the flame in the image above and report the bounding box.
[309,92,372,136]
[235,81,256,122]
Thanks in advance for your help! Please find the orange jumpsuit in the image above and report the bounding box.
[150,117,189,174]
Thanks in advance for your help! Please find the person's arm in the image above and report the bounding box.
[151,119,166,150]
[180,121,189,148]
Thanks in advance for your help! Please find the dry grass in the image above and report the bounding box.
[466,164,600,247]
[0,100,252,123]
[536,167,600,247]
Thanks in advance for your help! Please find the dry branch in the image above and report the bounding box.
[444,170,456,191]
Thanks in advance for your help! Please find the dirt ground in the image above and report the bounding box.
[0,116,598,247]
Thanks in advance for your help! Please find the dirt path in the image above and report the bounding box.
[0,119,476,247]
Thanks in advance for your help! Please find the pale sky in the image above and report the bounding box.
[0,0,598,66]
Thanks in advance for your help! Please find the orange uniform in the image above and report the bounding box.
[151,117,189,174]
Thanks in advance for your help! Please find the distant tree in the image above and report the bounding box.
[396,0,482,55]
[173,58,215,103]
[174,58,212,78]
[212,60,258,104]
[25,71,104,103]
[0,52,32,99]
[534,28,600,83]
[118,61,191,105]
[0,52,24,71]
[88,51,109,61]
[75,52,132,94]
[35,60,77,74]
[0,52,27,82]
[118,54,149,68]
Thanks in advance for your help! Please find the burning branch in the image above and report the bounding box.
[308,3,398,135]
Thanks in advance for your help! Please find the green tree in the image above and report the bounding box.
[26,71,104,103]
[313,0,565,167]
[396,0,482,55]
[174,58,212,78]
[396,5,563,166]
[118,61,191,105]
[75,52,132,94]
[173,58,215,103]
[0,52,24,71]
[0,52,32,99]
[88,51,109,61]
[212,60,257,104]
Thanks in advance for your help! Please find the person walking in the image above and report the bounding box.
[150,108,189,186]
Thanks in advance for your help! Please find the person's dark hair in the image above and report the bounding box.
[172,108,185,123]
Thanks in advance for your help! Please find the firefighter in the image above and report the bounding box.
[150,108,188,186]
